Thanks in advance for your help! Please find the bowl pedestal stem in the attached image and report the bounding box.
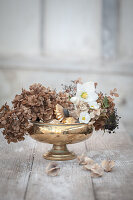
[43,144,76,161]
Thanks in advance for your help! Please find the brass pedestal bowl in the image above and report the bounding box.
[28,122,93,161]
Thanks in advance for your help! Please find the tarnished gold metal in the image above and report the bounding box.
[28,122,93,161]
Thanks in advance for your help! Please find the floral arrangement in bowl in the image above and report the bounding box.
[68,80,119,131]
[0,78,120,144]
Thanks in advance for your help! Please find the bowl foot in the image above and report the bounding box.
[43,144,76,161]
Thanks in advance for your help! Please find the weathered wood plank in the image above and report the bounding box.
[85,123,133,200]
[0,134,36,200]
[24,141,95,200]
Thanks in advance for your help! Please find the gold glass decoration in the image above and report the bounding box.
[62,117,77,124]
[28,122,93,161]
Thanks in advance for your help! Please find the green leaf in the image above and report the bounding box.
[103,96,109,108]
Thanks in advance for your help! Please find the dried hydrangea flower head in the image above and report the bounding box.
[0,83,72,143]
[0,104,28,143]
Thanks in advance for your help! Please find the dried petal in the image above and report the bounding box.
[101,160,115,172]
[46,162,60,176]
[76,101,88,112]
[94,82,98,88]
[110,88,119,97]
[83,160,95,171]
[77,154,94,165]
[74,77,83,84]
[69,110,79,120]
[83,164,92,171]
[91,163,104,177]
[114,93,119,97]
[90,108,101,119]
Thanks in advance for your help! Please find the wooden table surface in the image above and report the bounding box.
[0,123,133,200]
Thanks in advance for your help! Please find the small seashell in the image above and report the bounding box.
[49,119,61,124]
[62,117,77,124]
[45,162,60,176]
[54,104,65,122]
[101,160,115,172]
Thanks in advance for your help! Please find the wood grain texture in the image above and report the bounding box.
[85,123,133,200]
[25,141,94,200]
[0,135,36,200]
[0,122,133,200]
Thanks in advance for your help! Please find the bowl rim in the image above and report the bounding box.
[33,122,87,127]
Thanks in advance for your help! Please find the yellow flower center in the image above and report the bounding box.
[91,105,94,108]
[82,117,86,120]
[81,92,88,99]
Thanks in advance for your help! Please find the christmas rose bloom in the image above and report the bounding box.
[79,111,91,124]
[70,96,79,104]
[89,102,99,109]
[70,81,98,106]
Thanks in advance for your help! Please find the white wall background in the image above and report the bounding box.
[44,0,101,58]
[0,0,133,59]
[0,0,40,56]
[119,0,133,57]
[0,0,102,59]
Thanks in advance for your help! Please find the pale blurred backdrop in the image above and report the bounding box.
[0,0,133,137]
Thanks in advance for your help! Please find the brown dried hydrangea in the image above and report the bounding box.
[0,83,72,143]
[94,91,120,132]
[0,104,28,143]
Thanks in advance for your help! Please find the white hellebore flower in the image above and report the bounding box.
[79,111,91,124]
[76,82,98,103]
[70,96,79,104]
[89,102,99,109]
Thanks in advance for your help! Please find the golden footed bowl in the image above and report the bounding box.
[28,122,93,161]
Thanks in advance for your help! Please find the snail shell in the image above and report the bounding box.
[54,104,65,122]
